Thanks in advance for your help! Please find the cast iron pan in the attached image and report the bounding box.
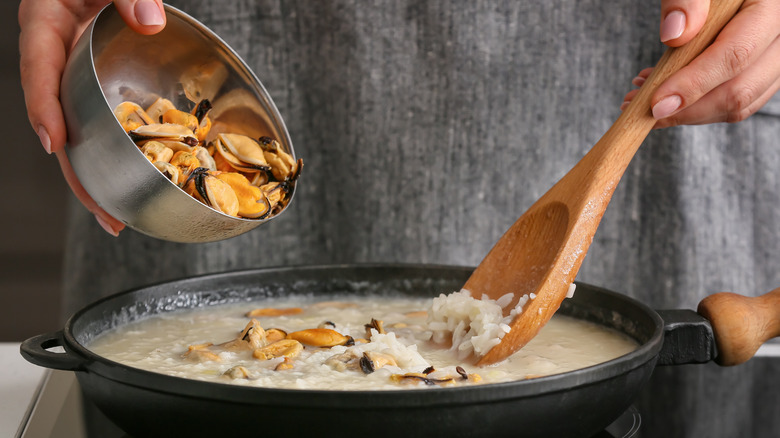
[19,264,771,438]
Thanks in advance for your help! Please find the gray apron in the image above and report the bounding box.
[64,1,780,436]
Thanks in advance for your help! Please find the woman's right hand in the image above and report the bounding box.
[19,0,166,236]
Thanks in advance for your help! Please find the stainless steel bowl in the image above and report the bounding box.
[61,4,296,243]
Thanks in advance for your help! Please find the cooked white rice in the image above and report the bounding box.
[427,284,577,359]
[428,289,521,359]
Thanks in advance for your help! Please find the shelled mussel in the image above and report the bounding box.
[114,98,302,219]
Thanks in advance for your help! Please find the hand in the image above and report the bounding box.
[622,0,780,128]
[19,0,166,235]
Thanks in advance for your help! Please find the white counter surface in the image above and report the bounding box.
[0,343,46,437]
[1,342,86,438]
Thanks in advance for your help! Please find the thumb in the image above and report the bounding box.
[113,0,166,35]
[660,0,711,47]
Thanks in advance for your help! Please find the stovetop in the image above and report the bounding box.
[17,371,640,438]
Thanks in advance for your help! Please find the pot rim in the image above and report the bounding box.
[61,263,664,408]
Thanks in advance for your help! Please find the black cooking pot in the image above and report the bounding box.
[21,264,737,438]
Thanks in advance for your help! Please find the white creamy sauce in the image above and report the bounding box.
[89,295,638,390]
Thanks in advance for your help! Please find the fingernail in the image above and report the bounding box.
[660,10,686,42]
[631,76,646,87]
[620,101,630,111]
[37,125,51,154]
[652,95,682,119]
[95,215,120,237]
[135,0,164,26]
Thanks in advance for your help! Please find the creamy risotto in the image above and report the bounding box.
[89,291,637,390]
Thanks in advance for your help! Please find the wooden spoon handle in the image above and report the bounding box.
[697,288,780,366]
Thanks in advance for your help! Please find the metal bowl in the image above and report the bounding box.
[61,4,295,243]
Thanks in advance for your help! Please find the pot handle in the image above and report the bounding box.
[20,331,88,371]
[698,287,780,366]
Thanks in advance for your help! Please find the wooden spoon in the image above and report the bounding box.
[468,0,745,366]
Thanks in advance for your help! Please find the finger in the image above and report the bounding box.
[652,0,780,120]
[56,151,125,236]
[19,30,66,154]
[636,67,654,80]
[112,0,166,34]
[621,68,655,109]
[18,1,77,154]
[653,80,780,128]
[655,35,780,127]
[620,88,642,111]
[631,67,655,87]
[660,0,711,46]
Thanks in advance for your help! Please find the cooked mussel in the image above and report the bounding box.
[183,167,240,217]
[129,123,198,146]
[114,101,153,132]
[145,97,176,123]
[140,140,173,163]
[153,161,180,184]
[215,133,271,172]
[359,351,398,374]
[258,136,297,181]
[115,97,301,220]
